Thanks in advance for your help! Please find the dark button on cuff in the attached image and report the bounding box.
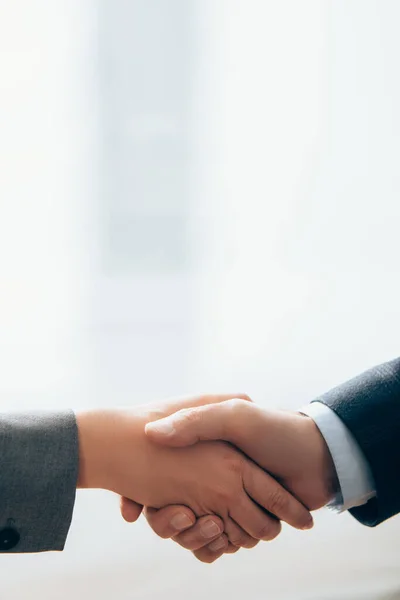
[0,527,20,551]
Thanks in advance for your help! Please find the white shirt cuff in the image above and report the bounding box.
[300,402,376,512]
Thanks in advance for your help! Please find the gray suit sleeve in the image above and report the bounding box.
[0,411,79,553]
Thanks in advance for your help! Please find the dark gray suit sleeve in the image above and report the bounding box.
[313,358,400,527]
[0,411,79,553]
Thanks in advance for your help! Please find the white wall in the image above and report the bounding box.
[0,0,96,405]
[190,0,400,409]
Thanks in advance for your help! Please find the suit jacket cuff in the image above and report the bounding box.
[312,358,400,527]
[0,411,78,553]
[301,402,375,511]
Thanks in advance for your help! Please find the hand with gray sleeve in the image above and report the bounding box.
[0,394,312,554]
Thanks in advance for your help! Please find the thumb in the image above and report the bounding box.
[145,399,248,447]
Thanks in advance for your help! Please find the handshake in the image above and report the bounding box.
[76,393,337,563]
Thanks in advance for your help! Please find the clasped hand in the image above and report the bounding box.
[78,393,333,563]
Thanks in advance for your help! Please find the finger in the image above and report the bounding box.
[242,461,314,531]
[145,398,250,446]
[144,506,196,539]
[224,543,242,554]
[223,516,259,549]
[172,516,224,551]
[146,394,252,424]
[227,534,259,550]
[120,497,143,523]
[230,493,282,541]
[193,539,241,563]
[192,534,230,563]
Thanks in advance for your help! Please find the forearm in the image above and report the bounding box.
[76,408,153,501]
[76,409,115,490]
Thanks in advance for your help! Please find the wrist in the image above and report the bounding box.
[76,408,151,500]
[299,414,339,509]
[76,410,115,490]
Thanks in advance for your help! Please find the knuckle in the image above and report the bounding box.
[228,534,246,547]
[224,399,252,435]
[257,519,282,541]
[267,488,288,514]
[180,408,202,425]
[231,535,256,549]
[226,398,249,413]
[174,536,197,550]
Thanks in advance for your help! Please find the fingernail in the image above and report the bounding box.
[208,537,226,552]
[200,520,222,539]
[170,513,194,531]
[147,420,175,435]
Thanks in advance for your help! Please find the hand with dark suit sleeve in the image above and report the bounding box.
[146,357,400,545]
[311,357,400,526]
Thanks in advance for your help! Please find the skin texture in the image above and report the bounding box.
[141,399,337,562]
[76,394,313,561]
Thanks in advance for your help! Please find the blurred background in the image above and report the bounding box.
[1,0,400,598]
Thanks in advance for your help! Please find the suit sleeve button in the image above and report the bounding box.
[0,527,20,551]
